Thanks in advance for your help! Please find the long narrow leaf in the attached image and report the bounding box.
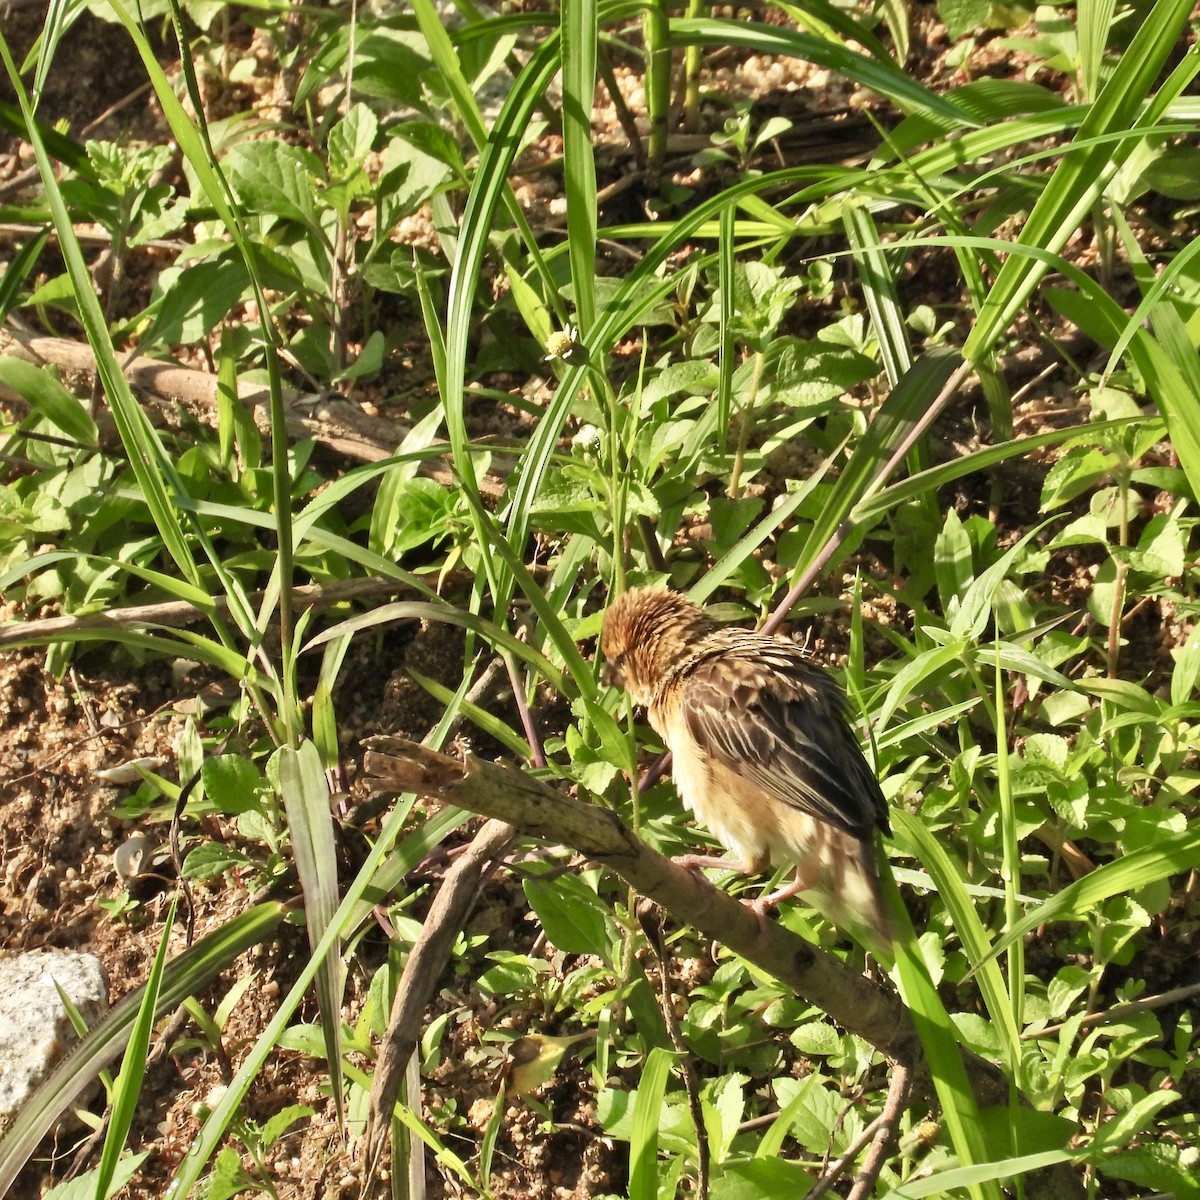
[628,1047,675,1200]
[304,600,567,692]
[562,0,598,334]
[972,827,1200,974]
[668,19,972,125]
[0,36,198,586]
[166,791,422,1196]
[279,742,345,1128]
[891,812,1022,1073]
[891,933,1001,1200]
[93,898,178,1199]
[963,0,1196,362]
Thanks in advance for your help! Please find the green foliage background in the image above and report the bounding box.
[1,0,1199,1196]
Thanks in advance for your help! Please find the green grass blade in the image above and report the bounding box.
[4,625,255,677]
[786,349,964,590]
[93,897,178,1200]
[166,796,422,1197]
[0,226,50,322]
[963,0,1197,363]
[875,641,969,734]
[0,33,199,587]
[717,201,735,457]
[562,0,598,333]
[305,600,567,692]
[278,741,346,1129]
[891,925,1002,1200]
[1102,232,1200,380]
[772,0,891,60]
[443,32,562,602]
[992,644,1024,1036]
[668,19,972,124]
[1076,0,1116,101]
[853,417,1151,523]
[0,97,89,171]
[972,826,1200,975]
[0,355,98,447]
[844,202,912,386]
[692,453,838,603]
[410,0,561,323]
[1140,303,1200,501]
[462,504,596,693]
[878,1150,1073,1199]
[890,811,1021,1074]
[1041,263,1200,503]
[408,670,533,758]
[31,0,73,110]
[628,1047,674,1200]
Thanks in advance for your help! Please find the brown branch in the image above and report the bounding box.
[846,1063,910,1200]
[807,1113,885,1200]
[0,576,428,647]
[362,737,925,1068]
[360,738,1087,1200]
[362,817,516,1176]
[0,333,508,497]
[638,899,709,1198]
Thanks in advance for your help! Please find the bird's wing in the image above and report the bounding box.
[677,641,889,839]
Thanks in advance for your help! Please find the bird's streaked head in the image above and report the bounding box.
[600,586,716,705]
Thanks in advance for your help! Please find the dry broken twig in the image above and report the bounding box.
[362,736,923,1064]
[362,817,516,1179]
[0,332,509,497]
[0,576,427,647]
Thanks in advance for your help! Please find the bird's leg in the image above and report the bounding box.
[672,853,745,873]
[748,862,819,921]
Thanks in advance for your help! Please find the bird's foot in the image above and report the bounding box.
[743,894,776,941]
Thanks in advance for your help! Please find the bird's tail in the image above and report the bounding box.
[803,832,893,960]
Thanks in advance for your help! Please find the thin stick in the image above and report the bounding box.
[762,359,974,637]
[0,576,426,646]
[638,901,709,1198]
[362,818,516,1180]
[846,1064,911,1200]
[806,1114,886,1200]
[362,738,978,1083]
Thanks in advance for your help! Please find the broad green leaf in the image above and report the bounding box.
[524,874,612,958]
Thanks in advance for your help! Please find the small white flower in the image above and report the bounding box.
[544,322,589,366]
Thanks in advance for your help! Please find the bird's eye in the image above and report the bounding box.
[601,650,627,688]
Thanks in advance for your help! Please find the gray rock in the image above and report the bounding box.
[0,950,109,1124]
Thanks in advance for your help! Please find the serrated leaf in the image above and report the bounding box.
[224,141,323,230]
[200,755,264,815]
[327,103,377,178]
[938,0,991,39]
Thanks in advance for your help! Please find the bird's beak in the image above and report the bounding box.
[601,661,621,688]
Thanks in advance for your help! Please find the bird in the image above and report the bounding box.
[600,585,892,953]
